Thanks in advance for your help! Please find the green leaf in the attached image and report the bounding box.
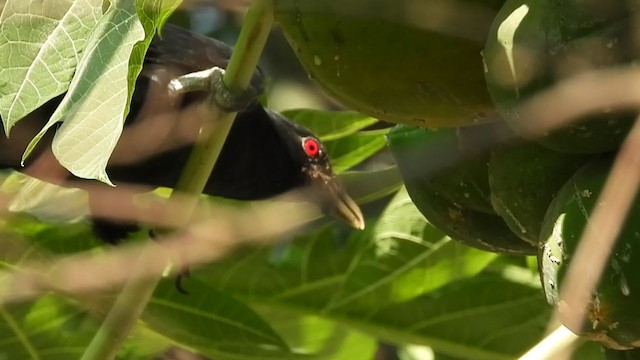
[117,327,173,359]
[0,295,97,360]
[0,0,103,133]
[196,188,494,317]
[129,0,183,118]
[362,274,549,360]
[2,172,88,222]
[339,166,403,204]
[282,109,378,141]
[24,0,145,184]
[195,224,366,309]
[253,305,377,360]
[324,187,497,314]
[143,279,295,359]
[325,129,388,173]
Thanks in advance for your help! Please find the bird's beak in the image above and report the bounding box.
[308,167,365,230]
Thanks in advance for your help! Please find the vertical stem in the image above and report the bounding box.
[80,1,274,359]
[173,0,274,199]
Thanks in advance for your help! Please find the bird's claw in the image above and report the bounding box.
[168,66,257,112]
[175,266,191,295]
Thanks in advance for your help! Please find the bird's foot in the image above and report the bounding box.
[149,228,191,295]
[167,66,257,112]
[175,266,191,295]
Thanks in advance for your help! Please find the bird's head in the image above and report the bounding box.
[267,110,365,230]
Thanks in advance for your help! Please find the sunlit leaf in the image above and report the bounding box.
[361,274,549,360]
[0,0,102,132]
[0,296,97,360]
[324,187,497,314]
[254,305,377,360]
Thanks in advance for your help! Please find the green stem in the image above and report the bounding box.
[80,1,274,359]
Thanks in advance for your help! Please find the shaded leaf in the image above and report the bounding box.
[340,166,403,204]
[282,109,378,141]
[0,295,97,360]
[0,0,102,132]
[195,224,365,309]
[325,129,388,173]
[144,278,295,359]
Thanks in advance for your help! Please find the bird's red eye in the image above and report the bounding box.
[303,138,320,157]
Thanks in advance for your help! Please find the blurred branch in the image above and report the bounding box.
[518,326,580,360]
[557,115,640,348]
[1,188,317,303]
[513,67,640,137]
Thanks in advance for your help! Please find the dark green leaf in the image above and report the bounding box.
[325,129,388,173]
[339,166,403,205]
[282,109,378,141]
[143,278,295,359]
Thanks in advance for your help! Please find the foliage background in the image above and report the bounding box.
[0,1,608,359]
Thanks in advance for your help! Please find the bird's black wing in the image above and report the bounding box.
[144,23,264,94]
[107,103,304,200]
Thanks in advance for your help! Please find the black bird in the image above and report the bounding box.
[0,24,365,243]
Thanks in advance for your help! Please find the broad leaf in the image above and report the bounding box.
[361,274,550,360]
[24,0,145,184]
[282,109,378,141]
[2,172,88,222]
[0,0,102,132]
[324,129,388,173]
[129,0,183,117]
[324,187,497,314]
[254,305,377,360]
[196,188,495,315]
[340,166,403,204]
[0,295,97,359]
[143,279,291,358]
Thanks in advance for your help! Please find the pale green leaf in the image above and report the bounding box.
[24,0,145,184]
[0,0,102,133]
[128,0,183,116]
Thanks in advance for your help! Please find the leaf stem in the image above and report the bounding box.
[80,1,274,359]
